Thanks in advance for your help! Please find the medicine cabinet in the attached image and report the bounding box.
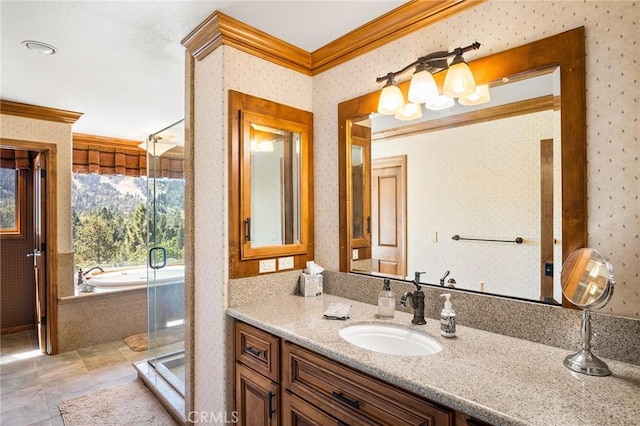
[229,91,314,278]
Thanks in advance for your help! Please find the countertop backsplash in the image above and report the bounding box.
[228,269,639,365]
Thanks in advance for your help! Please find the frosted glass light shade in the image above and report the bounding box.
[408,70,438,104]
[377,82,405,115]
[425,95,455,111]
[459,84,491,106]
[394,103,423,121]
[443,57,476,98]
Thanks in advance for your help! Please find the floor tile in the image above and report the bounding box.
[90,361,137,385]
[0,385,46,413]
[78,348,128,370]
[0,367,40,394]
[41,374,96,418]
[0,398,49,426]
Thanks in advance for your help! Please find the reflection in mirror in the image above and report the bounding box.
[249,122,301,247]
[561,248,615,376]
[561,248,615,310]
[339,27,586,307]
[351,68,563,302]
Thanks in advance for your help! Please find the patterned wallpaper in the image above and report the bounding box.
[191,45,312,414]
[0,114,73,253]
[372,111,556,301]
[312,1,639,319]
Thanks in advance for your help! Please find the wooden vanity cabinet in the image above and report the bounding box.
[235,321,281,425]
[234,320,492,426]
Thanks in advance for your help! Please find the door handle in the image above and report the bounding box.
[149,247,167,270]
[27,250,42,258]
[267,391,276,419]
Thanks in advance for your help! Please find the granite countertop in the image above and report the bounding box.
[227,294,640,426]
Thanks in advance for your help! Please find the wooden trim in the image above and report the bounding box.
[73,133,143,150]
[372,95,557,141]
[1,323,35,335]
[338,27,587,309]
[1,100,83,124]
[310,0,485,75]
[182,2,483,76]
[0,138,59,353]
[182,12,311,74]
[228,91,314,278]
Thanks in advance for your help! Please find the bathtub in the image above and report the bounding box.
[89,265,184,289]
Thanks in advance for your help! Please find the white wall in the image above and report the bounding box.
[313,1,640,319]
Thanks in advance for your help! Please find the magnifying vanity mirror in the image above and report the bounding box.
[338,27,586,306]
[561,248,615,376]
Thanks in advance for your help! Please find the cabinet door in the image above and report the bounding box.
[282,390,372,426]
[236,362,279,426]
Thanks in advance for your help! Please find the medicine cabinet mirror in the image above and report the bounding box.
[229,91,314,278]
[338,27,586,306]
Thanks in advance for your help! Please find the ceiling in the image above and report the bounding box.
[0,1,407,141]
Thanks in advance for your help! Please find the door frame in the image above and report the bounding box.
[1,138,58,354]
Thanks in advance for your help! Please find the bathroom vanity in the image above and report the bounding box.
[228,294,640,426]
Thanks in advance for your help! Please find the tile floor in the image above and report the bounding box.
[1,329,148,426]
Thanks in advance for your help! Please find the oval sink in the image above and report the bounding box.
[339,324,443,356]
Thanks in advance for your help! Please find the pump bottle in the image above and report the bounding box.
[440,293,456,337]
[377,279,395,318]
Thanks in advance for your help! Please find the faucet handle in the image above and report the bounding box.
[413,272,426,289]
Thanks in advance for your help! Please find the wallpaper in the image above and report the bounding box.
[372,111,556,301]
[191,45,312,414]
[312,0,639,319]
[0,114,73,253]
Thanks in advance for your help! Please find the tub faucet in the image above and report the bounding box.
[399,272,427,325]
[84,266,104,276]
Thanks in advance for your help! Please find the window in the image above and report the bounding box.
[72,173,185,269]
[0,167,26,238]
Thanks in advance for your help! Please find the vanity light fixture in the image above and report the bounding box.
[21,40,56,55]
[376,42,482,116]
[394,102,423,121]
[458,84,491,106]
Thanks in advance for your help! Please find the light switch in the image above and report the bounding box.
[259,259,276,273]
[352,249,359,260]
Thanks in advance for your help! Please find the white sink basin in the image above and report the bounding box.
[339,324,443,356]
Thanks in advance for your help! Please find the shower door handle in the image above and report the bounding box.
[149,246,167,270]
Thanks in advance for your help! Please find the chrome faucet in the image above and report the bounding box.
[76,266,104,293]
[399,272,427,325]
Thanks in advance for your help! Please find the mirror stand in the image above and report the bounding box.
[563,309,611,376]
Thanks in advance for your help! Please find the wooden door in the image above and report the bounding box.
[350,124,371,256]
[371,156,406,277]
[31,152,48,353]
[235,362,279,426]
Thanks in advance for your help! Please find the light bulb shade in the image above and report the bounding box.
[442,56,476,98]
[394,103,423,121]
[424,95,455,111]
[377,82,405,115]
[458,84,491,106]
[408,69,439,104]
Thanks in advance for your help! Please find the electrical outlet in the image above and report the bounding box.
[278,256,294,270]
[259,259,276,273]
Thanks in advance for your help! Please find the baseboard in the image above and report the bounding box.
[1,323,35,335]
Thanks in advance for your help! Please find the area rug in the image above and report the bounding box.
[124,333,148,352]
[59,380,176,425]
[124,326,185,352]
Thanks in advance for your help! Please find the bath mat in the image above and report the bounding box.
[124,333,148,352]
[59,380,176,425]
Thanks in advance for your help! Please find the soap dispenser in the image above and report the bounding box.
[440,293,456,337]
[377,279,395,318]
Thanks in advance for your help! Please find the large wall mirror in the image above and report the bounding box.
[338,27,586,306]
[230,91,314,278]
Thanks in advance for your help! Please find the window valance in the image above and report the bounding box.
[0,149,31,169]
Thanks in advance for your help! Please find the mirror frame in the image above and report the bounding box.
[230,90,314,278]
[338,27,586,307]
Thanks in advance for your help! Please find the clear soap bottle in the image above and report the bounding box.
[377,279,395,318]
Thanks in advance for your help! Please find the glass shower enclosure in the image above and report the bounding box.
[145,119,186,407]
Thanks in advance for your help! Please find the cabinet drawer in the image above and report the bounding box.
[282,390,370,426]
[235,321,280,382]
[283,342,453,426]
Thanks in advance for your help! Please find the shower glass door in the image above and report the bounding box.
[146,119,186,398]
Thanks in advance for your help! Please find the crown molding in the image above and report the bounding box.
[73,133,143,149]
[0,100,83,124]
[182,11,312,75]
[310,0,484,75]
[181,0,484,76]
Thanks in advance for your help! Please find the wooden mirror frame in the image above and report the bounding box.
[229,90,314,278]
[338,27,586,307]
